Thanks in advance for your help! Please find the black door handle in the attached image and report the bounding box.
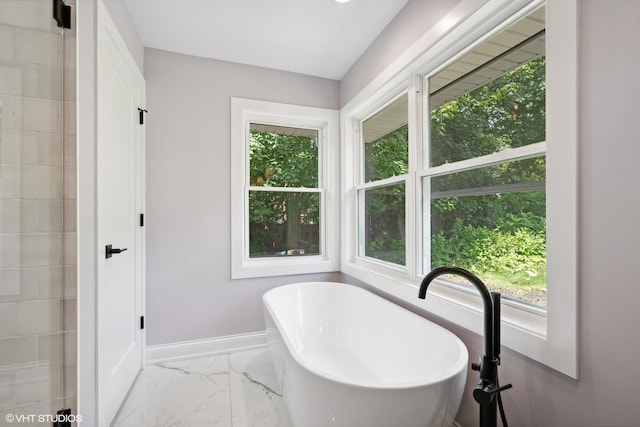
[106,244,128,259]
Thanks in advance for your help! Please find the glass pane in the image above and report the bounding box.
[249,191,320,257]
[427,156,546,307]
[362,183,406,265]
[429,7,545,166]
[0,0,77,416]
[249,123,318,187]
[363,94,408,182]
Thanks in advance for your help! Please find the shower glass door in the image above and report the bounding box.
[0,0,77,420]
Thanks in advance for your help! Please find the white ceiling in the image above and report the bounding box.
[122,0,410,80]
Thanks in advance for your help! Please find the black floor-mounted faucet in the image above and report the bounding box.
[419,266,512,427]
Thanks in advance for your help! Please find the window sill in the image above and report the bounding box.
[232,255,337,279]
[341,260,578,378]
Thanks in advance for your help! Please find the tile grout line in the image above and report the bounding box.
[227,352,234,427]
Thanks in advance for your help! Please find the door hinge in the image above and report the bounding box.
[138,108,148,125]
[54,408,71,427]
[140,213,144,227]
[140,316,145,330]
[53,0,71,29]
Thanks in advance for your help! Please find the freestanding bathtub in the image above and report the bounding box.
[263,282,468,427]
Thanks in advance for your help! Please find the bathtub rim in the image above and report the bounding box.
[263,281,469,390]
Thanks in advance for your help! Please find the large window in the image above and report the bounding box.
[231,99,339,278]
[342,0,578,378]
[423,9,546,307]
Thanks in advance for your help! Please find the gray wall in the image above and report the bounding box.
[340,1,640,426]
[144,48,340,345]
[339,0,460,107]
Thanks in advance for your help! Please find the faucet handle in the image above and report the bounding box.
[473,383,513,407]
[471,362,481,371]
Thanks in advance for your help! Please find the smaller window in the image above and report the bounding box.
[360,182,406,266]
[248,124,321,258]
[357,93,409,268]
[231,98,339,279]
[362,93,409,182]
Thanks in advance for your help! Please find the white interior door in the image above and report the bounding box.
[96,2,145,425]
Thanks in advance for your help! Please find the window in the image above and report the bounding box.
[423,9,547,308]
[342,0,578,378]
[359,93,409,266]
[231,98,339,278]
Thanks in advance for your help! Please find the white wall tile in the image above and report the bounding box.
[37,132,64,166]
[63,199,75,232]
[14,28,61,67]
[0,303,17,338]
[37,332,63,366]
[63,133,76,167]
[63,298,76,331]
[16,300,62,335]
[63,266,76,298]
[0,62,22,96]
[0,268,39,301]
[0,130,39,165]
[0,335,37,368]
[63,232,75,266]
[32,64,64,100]
[38,266,64,300]
[0,95,19,130]
[0,62,63,100]
[63,66,76,101]
[0,234,20,268]
[0,164,18,198]
[0,269,21,299]
[39,199,64,232]
[0,199,39,233]
[14,365,63,405]
[63,363,75,398]
[0,0,55,32]
[63,166,75,199]
[63,100,75,134]
[1,96,63,133]
[0,372,15,410]
[63,331,76,364]
[20,233,64,268]
[0,26,14,61]
[20,165,63,199]
[19,97,63,133]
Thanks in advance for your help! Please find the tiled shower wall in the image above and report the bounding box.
[0,0,77,421]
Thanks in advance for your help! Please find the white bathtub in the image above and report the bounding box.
[263,282,468,427]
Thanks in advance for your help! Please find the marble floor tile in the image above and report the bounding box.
[113,355,232,427]
[229,348,292,427]
[112,348,292,427]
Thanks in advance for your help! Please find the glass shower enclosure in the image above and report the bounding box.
[0,0,77,420]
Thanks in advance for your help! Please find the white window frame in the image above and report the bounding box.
[231,98,340,279]
[356,90,411,271]
[341,0,578,378]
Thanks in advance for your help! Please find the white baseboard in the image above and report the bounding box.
[145,331,268,365]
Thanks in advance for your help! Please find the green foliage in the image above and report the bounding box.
[248,131,319,256]
[249,131,318,187]
[364,183,406,265]
[427,58,547,303]
[364,125,409,181]
[431,218,546,289]
[430,58,546,166]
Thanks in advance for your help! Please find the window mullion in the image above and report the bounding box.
[418,141,547,179]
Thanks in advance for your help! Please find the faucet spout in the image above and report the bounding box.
[419,266,495,360]
[419,266,512,427]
